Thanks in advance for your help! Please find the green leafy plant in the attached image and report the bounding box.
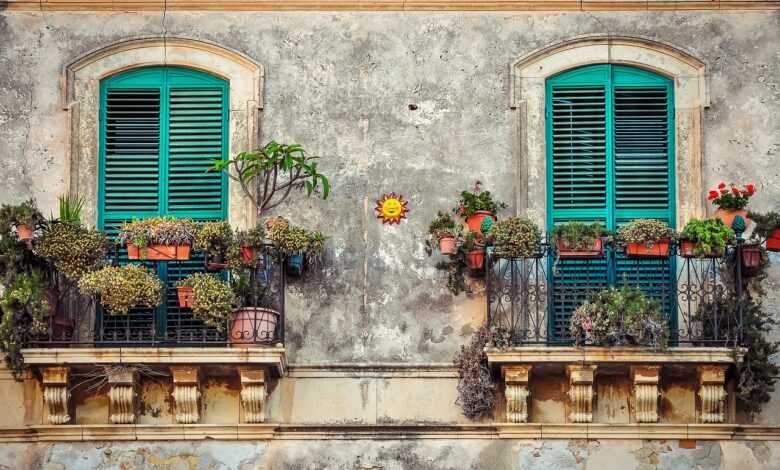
[551,221,610,251]
[177,273,236,330]
[0,272,51,376]
[57,193,85,225]
[119,216,197,248]
[707,182,755,211]
[487,217,542,258]
[570,286,669,348]
[679,218,735,257]
[307,230,327,266]
[428,211,458,239]
[747,211,780,241]
[210,141,330,217]
[617,219,676,246]
[453,181,507,218]
[34,222,109,280]
[0,199,45,232]
[78,264,163,315]
[194,221,235,256]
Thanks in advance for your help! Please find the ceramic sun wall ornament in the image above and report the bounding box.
[375,193,409,225]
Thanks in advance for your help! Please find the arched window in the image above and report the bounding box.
[546,64,675,342]
[97,66,229,341]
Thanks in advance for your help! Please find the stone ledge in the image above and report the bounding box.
[287,363,458,378]
[21,347,287,377]
[2,423,780,442]
[486,346,743,366]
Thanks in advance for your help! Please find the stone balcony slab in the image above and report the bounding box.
[486,346,743,366]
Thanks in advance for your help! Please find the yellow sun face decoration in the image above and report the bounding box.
[375,193,409,225]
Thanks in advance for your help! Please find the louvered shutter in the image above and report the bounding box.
[546,64,675,343]
[98,67,229,343]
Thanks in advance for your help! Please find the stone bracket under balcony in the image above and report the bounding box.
[486,347,744,426]
[21,347,286,426]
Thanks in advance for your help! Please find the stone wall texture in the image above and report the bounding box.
[0,9,779,469]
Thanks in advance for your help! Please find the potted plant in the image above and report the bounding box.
[267,218,321,276]
[618,219,676,258]
[119,216,196,261]
[487,217,543,259]
[453,181,507,234]
[194,221,235,270]
[462,231,486,271]
[230,272,280,345]
[708,182,755,227]
[34,221,109,280]
[78,264,163,315]
[551,221,609,258]
[570,286,668,348]
[236,224,266,263]
[0,199,46,242]
[428,211,461,255]
[748,211,780,252]
[678,218,735,258]
[307,230,327,269]
[176,273,235,330]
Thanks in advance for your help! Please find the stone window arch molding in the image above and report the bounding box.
[63,37,264,228]
[510,35,708,228]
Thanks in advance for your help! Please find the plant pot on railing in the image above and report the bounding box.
[679,240,724,258]
[715,209,748,228]
[15,223,34,242]
[742,245,762,270]
[176,285,195,308]
[240,245,257,263]
[439,235,456,255]
[465,211,495,234]
[286,253,305,276]
[127,243,191,261]
[556,238,604,259]
[625,239,671,258]
[767,228,780,252]
[230,307,279,346]
[204,252,227,271]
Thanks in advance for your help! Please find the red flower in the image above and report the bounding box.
[746,183,755,195]
[708,190,719,201]
[718,182,726,189]
[731,186,740,195]
[720,188,729,195]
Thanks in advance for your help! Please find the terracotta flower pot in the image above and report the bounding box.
[715,209,748,228]
[15,224,33,242]
[176,286,195,308]
[240,246,257,263]
[465,211,495,234]
[439,235,456,255]
[127,243,191,261]
[230,307,279,346]
[556,238,604,259]
[741,245,762,269]
[679,240,723,258]
[767,228,780,252]
[625,239,671,258]
[205,252,227,271]
[465,249,485,270]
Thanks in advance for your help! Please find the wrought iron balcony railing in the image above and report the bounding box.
[29,244,285,348]
[486,240,751,347]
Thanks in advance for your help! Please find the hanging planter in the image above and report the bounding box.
[240,245,257,263]
[439,235,456,255]
[287,253,305,276]
[127,243,191,261]
[741,245,762,270]
[454,181,506,235]
[465,248,485,270]
[176,285,195,308]
[15,224,34,242]
[714,209,748,228]
[230,307,280,346]
[465,211,495,234]
[204,252,227,271]
[708,182,754,227]
[767,228,780,252]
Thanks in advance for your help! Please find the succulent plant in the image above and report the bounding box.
[487,217,542,258]
[0,199,46,235]
[194,221,235,255]
[119,216,197,248]
[78,265,163,315]
[177,273,235,330]
[617,219,676,246]
[34,222,109,280]
[428,211,458,239]
[551,221,610,251]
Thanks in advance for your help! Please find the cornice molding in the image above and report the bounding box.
[3,1,779,12]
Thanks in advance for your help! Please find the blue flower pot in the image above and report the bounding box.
[287,253,305,276]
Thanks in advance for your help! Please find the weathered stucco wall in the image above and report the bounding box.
[1,438,779,470]
[1,7,779,442]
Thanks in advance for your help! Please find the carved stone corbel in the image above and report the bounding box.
[631,365,661,423]
[698,365,727,423]
[502,365,532,423]
[108,369,138,424]
[567,364,597,423]
[238,367,267,423]
[42,367,71,425]
[171,366,200,424]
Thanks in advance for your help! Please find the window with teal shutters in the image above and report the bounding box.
[98,66,229,342]
[545,64,675,343]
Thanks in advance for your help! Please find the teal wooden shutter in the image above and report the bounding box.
[98,67,229,342]
[546,64,675,343]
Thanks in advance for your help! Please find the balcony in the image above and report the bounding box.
[483,239,751,425]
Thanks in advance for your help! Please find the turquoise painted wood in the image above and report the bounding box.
[545,64,676,342]
[97,66,229,341]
